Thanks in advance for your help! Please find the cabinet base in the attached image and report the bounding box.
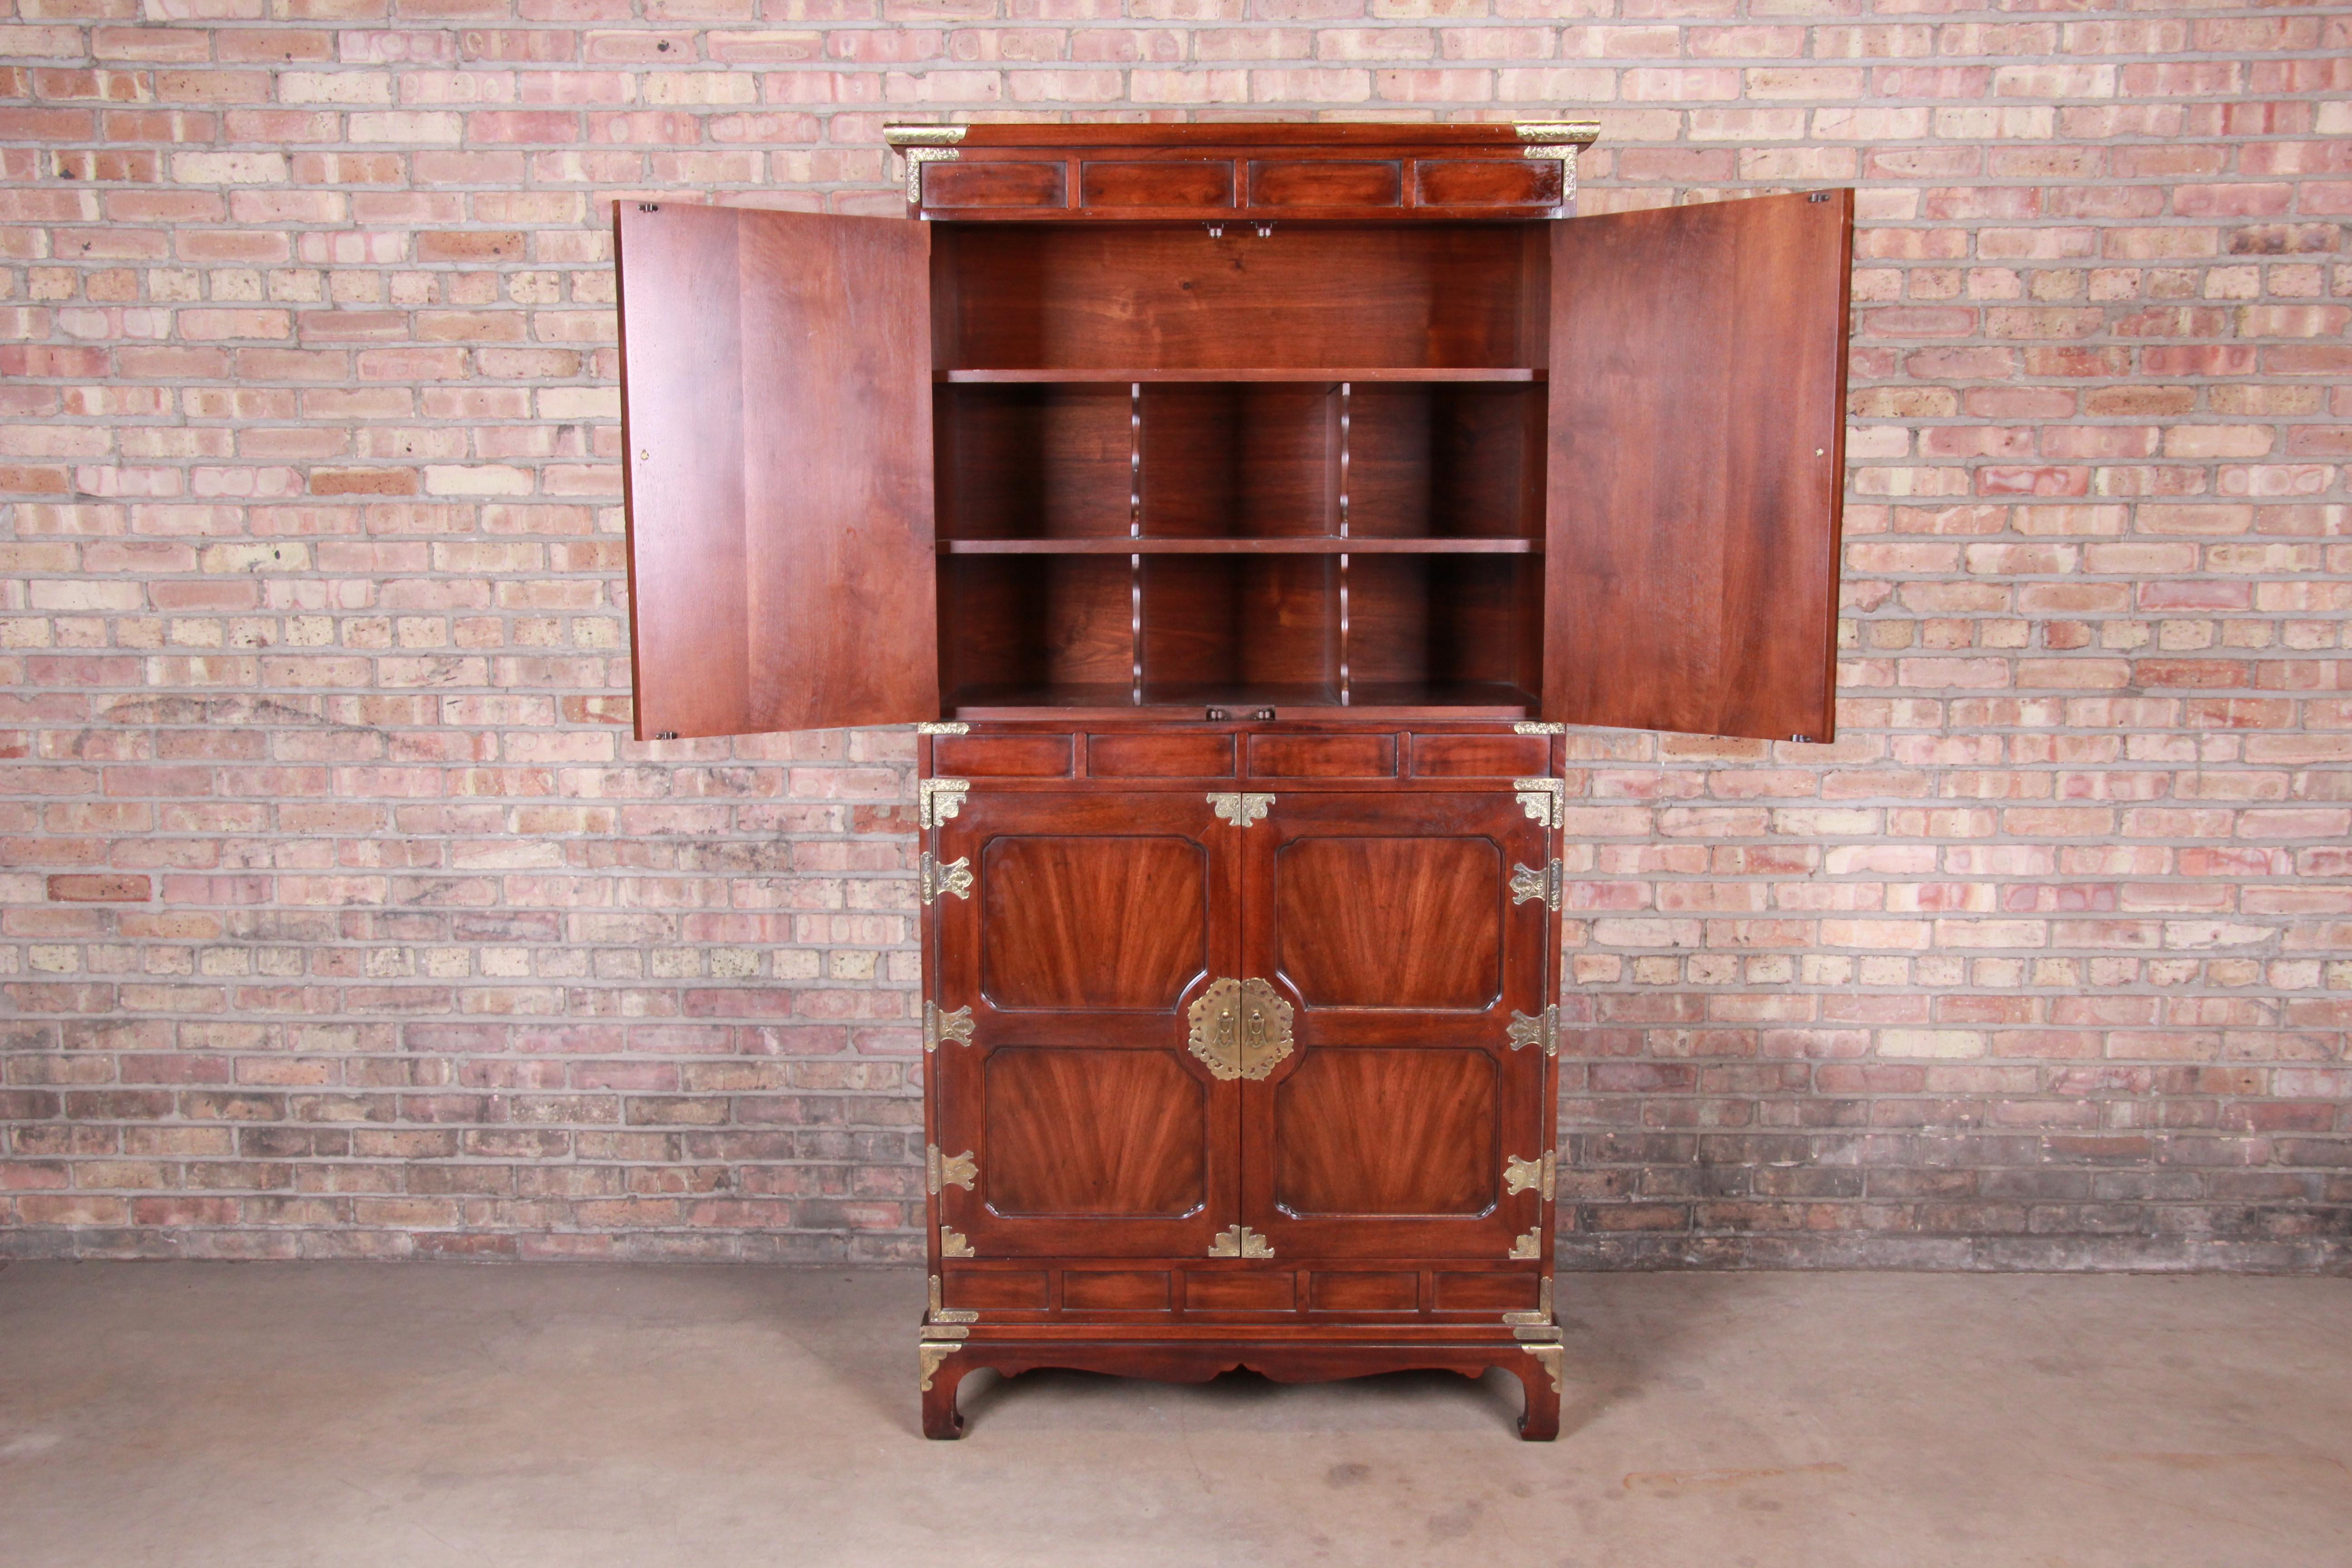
[919,1338,1562,1441]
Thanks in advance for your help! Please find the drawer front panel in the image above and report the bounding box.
[1308,1270,1419,1312]
[1414,157,1561,208]
[1409,734,1548,777]
[1062,1269,1173,1310]
[933,733,1075,777]
[943,1269,1051,1310]
[1246,733,1398,779]
[1079,159,1235,209]
[1433,1271,1542,1311]
[1248,159,1404,208]
[1089,731,1237,778]
[1183,1271,1296,1311]
[925,159,1068,209]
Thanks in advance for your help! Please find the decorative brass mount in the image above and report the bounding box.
[883,124,970,147]
[901,146,959,202]
[1514,721,1567,735]
[922,1001,974,1052]
[1187,977,1294,1082]
[1513,122,1595,211]
[916,720,969,735]
[939,1227,975,1259]
[1207,792,1274,827]
[927,1274,979,1326]
[918,1339,960,1392]
[927,1144,977,1194]
[1507,1005,1559,1058]
[918,852,972,905]
[1503,1276,1557,1328]
[1513,777,1564,830]
[1511,860,1563,911]
[1208,1224,1274,1259]
[919,778,969,828]
[1508,1226,1543,1261]
[1504,1151,1557,1201]
[1526,1342,1564,1395]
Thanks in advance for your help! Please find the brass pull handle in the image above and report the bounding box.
[1185,977,1294,1082]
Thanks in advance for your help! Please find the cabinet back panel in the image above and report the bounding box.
[980,834,1208,1011]
[1139,385,1334,539]
[938,555,1134,698]
[936,224,1546,370]
[982,1049,1206,1216]
[1346,555,1536,694]
[1347,383,1540,540]
[1140,555,1337,693]
[1274,835,1503,1009]
[1276,1050,1499,1218]
[936,385,1133,540]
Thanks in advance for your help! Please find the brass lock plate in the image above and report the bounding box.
[1186,977,1294,1082]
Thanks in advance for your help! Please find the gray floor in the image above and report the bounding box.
[0,1264,2346,1567]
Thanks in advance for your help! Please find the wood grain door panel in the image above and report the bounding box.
[932,790,1237,1257]
[1542,189,1852,743]
[614,202,939,739]
[1238,790,1551,1259]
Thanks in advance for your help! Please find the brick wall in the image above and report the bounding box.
[1,5,2346,1268]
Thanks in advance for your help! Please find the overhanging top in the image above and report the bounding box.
[882,121,1601,151]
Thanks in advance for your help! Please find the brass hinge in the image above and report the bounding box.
[1503,1275,1557,1328]
[927,1273,978,1325]
[1208,1224,1274,1259]
[916,720,969,735]
[1207,792,1274,827]
[922,1002,974,1052]
[1508,1225,1543,1261]
[919,778,969,828]
[1513,777,1564,830]
[938,1227,975,1259]
[1507,1005,1559,1058]
[1186,977,1294,1082]
[1504,1151,1556,1202]
[926,1144,977,1195]
[1510,859,1563,911]
[902,145,959,202]
[1513,721,1566,735]
[918,852,972,905]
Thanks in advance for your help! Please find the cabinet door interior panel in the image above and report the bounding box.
[982,1048,1209,1217]
[1544,189,1853,741]
[1274,1048,1499,1217]
[1273,835,1504,1010]
[934,224,1548,371]
[980,835,1209,1012]
[614,202,938,738]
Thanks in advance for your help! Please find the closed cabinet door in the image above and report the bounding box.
[930,791,1239,1259]
[1237,791,1554,1261]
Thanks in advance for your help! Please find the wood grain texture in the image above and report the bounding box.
[980,834,1208,1010]
[1276,1049,1499,1216]
[935,383,1133,540]
[614,201,938,739]
[1543,189,1853,742]
[1273,835,1502,1009]
[985,1049,1208,1216]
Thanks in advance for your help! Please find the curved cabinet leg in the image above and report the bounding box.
[920,1343,967,1440]
[1515,1346,1562,1442]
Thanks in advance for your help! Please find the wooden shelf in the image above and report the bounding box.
[941,537,1538,555]
[939,368,1543,384]
[945,681,1538,720]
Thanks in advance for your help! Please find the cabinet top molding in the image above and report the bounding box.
[881,121,1600,152]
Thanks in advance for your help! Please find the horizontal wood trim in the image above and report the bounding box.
[937,367,1542,383]
[940,538,1539,556]
[887,122,1594,150]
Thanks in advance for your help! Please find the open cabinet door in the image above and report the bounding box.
[1543,190,1852,742]
[616,203,938,739]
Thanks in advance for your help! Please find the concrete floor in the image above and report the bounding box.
[0,1265,2345,1568]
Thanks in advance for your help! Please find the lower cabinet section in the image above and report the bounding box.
[918,721,1567,1440]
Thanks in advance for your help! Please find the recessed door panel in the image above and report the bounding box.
[1274,836,1502,1009]
[981,835,1208,1011]
[1275,1049,1497,1216]
[985,1048,1206,1217]
[931,789,1237,1260]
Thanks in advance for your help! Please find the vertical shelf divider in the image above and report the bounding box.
[1337,380,1352,708]
[1127,380,1143,707]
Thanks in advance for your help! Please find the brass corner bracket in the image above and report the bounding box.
[927,1274,979,1326]
[883,124,969,147]
[919,778,969,828]
[938,1227,975,1259]
[1514,721,1567,735]
[1513,777,1564,830]
[916,720,969,735]
[901,146,959,202]
[1508,1226,1543,1261]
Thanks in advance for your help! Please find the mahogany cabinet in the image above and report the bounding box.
[611,122,1854,1440]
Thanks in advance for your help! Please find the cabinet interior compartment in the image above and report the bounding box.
[936,383,1133,541]
[1138,554,1339,708]
[938,554,1136,710]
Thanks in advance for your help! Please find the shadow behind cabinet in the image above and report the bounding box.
[612,122,1854,1441]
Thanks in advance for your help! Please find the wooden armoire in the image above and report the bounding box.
[612,121,1852,1441]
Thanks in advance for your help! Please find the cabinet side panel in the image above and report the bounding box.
[1542,191,1850,741]
[616,203,752,739]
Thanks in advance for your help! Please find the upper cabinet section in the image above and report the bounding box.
[885,122,1599,224]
